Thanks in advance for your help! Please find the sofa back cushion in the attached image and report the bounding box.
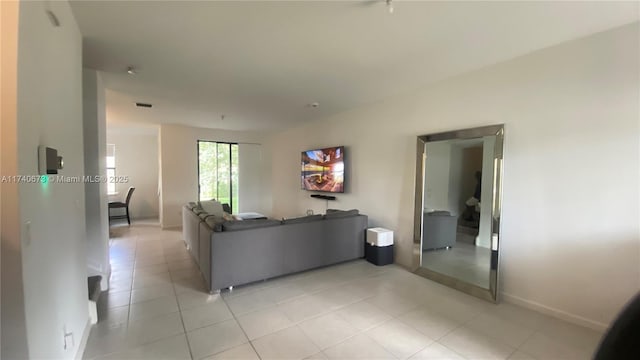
[282,214,324,225]
[324,209,359,219]
[222,219,281,232]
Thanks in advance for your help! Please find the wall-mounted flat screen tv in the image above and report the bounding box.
[301,146,345,193]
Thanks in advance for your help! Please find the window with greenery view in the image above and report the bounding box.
[198,141,239,213]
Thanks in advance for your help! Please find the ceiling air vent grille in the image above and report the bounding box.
[135,102,152,108]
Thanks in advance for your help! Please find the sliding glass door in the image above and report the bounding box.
[197,141,239,213]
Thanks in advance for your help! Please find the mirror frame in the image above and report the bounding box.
[412,124,504,303]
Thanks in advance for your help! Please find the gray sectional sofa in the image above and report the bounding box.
[422,211,457,250]
[182,204,368,292]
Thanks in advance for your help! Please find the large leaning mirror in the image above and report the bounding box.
[413,125,504,302]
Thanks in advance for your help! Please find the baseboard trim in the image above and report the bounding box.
[501,291,608,332]
[74,319,92,360]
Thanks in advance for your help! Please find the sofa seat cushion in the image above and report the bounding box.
[282,214,324,225]
[222,219,281,232]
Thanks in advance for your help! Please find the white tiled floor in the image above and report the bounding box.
[84,224,604,360]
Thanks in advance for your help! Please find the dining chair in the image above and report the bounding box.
[108,187,135,225]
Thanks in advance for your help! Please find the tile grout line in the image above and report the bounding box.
[433,341,468,359]
[219,292,264,360]
[225,274,409,358]
[224,268,395,327]
[91,228,135,360]
[172,274,196,359]
[510,327,539,358]
[145,234,190,353]
[108,227,193,358]
[124,231,138,333]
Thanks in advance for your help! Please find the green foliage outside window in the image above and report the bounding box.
[198,141,239,213]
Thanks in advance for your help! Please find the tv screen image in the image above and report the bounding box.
[301,146,345,193]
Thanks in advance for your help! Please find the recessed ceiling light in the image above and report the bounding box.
[127,66,137,75]
[135,102,152,108]
[306,102,320,108]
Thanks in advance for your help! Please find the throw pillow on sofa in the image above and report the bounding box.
[199,199,224,217]
[187,202,198,210]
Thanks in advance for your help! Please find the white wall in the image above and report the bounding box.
[15,1,89,358]
[107,128,160,220]
[83,69,110,289]
[268,23,640,329]
[1,1,30,357]
[158,124,269,228]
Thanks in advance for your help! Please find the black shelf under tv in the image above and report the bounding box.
[310,194,336,201]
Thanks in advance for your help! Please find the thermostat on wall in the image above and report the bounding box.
[38,146,62,175]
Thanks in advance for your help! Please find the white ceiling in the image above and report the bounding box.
[70,1,639,132]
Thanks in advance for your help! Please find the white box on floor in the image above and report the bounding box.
[367,227,394,247]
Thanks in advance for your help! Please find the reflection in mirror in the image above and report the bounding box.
[413,125,503,302]
[422,137,495,288]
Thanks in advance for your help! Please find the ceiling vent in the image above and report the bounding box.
[135,102,152,108]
